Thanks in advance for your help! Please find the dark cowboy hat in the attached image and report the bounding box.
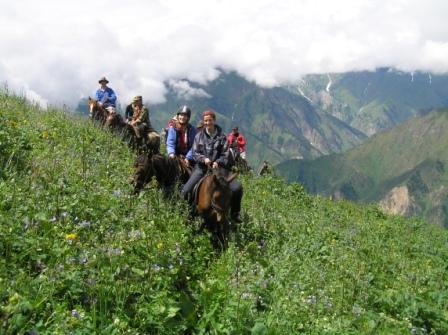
[98,76,109,84]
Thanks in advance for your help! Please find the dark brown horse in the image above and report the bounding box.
[195,168,237,247]
[230,148,252,173]
[87,97,108,125]
[133,154,192,194]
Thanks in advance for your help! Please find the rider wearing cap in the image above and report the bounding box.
[166,105,197,166]
[127,95,160,153]
[95,76,117,111]
[182,109,243,222]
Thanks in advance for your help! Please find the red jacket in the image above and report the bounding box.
[227,132,246,153]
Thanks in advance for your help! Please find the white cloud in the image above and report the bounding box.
[168,79,211,100]
[1,0,448,108]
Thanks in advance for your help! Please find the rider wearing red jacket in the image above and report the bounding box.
[227,127,247,160]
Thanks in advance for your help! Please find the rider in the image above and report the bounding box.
[127,95,160,153]
[95,76,117,112]
[181,110,243,222]
[227,126,247,160]
[166,105,197,167]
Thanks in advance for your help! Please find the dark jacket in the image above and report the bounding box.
[192,125,230,169]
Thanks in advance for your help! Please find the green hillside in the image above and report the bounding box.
[278,109,448,226]
[3,92,448,334]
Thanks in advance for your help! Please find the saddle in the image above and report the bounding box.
[193,174,208,206]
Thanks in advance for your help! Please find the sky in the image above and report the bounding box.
[1,0,448,108]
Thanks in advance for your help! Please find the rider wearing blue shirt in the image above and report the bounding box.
[166,106,197,165]
[95,77,117,108]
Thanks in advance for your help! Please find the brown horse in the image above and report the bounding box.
[133,154,192,194]
[195,168,237,247]
[230,148,252,173]
[87,97,108,125]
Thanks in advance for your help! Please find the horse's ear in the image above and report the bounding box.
[226,173,238,183]
[212,174,218,183]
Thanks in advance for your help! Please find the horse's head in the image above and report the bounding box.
[88,97,108,124]
[208,169,237,222]
[133,154,155,193]
[87,97,98,115]
[105,111,123,129]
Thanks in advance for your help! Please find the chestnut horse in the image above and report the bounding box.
[87,97,108,125]
[195,168,237,248]
[133,154,192,194]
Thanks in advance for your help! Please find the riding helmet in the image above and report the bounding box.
[177,105,191,118]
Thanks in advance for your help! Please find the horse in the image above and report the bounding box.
[133,153,192,194]
[87,97,108,125]
[194,168,238,248]
[230,147,252,174]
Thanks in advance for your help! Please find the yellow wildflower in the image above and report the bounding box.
[65,233,77,241]
[41,130,49,139]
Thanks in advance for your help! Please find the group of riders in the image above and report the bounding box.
[94,76,248,223]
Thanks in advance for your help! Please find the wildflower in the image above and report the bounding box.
[86,278,96,286]
[71,309,81,319]
[113,189,122,197]
[241,292,251,299]
[151,264,161,271]
[352,304,363,316]
[157,241,163,249]
[41,130,49,139]
[128,230,143,239]
[65,233,77,241]
[107,248,123,256]
[49,216,57,223]
[175,243,181,254]
[78,220,91,228]
[61,211,69,218]
[23,217,31,230]
[305,295,317,305]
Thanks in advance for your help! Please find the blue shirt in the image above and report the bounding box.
[166,124,197,160]
[95,87,117,106]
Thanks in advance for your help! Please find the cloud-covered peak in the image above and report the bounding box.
[1,0,448,108]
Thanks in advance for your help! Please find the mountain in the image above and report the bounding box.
[277,108,448,226]
[149,71,367,167]
[296,69,448,135]
[76,69,448,168]
[3,91,448,334]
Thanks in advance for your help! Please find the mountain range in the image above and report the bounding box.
[277,108,448,227]
[77,69,448,169]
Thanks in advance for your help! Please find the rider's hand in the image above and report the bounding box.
[204,158,211,166]
[184,158,190,166]
[169,154,175,159]
[212,162,218,169]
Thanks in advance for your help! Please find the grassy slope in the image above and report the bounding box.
[1,93,448,334]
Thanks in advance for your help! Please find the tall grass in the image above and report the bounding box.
[1,92,447,334]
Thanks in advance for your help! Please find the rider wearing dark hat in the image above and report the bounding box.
[95,76,117,110]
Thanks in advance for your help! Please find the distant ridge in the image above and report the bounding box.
[278,108,448,226]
